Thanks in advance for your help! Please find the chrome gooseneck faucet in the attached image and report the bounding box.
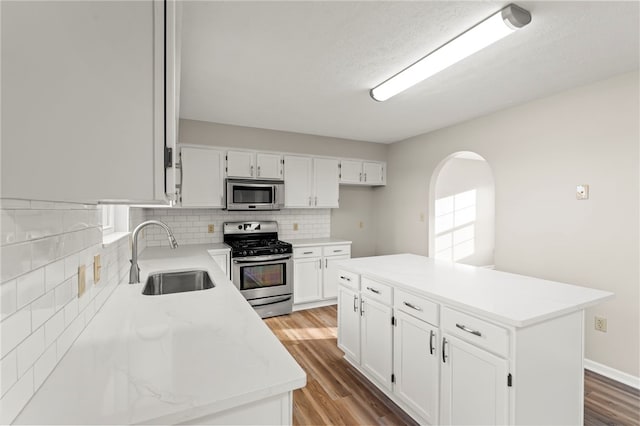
[129,220,178,284]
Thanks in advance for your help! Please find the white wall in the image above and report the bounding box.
[0,199,130,424]
[179,119,387,257]
[375,72,639,378]
[433,156,495,266]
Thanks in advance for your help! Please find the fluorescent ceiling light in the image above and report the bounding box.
[370,3,532,102]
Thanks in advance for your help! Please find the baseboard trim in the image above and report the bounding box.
[292,298,337,312]
[584,358,640,390]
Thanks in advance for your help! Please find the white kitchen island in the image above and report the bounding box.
[335,254,613,426]
[14,245,306,425]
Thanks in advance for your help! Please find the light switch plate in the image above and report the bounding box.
[78,265,86,297]
[94,254,101,284]
[208,224,214,233]
[293,223,299,231]
[576,184,589,200]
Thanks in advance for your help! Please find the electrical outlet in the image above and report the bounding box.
[93,255,101,284]
[577,184,589,200]
[208,224,215,233]
[594,316,607,332]
[78,265,86,297]
[359,221,364,229]
[293,223,299,231]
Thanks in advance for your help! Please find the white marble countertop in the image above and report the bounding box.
[287,238,352,247]
[337,254,613,328]
[15,245,306,425]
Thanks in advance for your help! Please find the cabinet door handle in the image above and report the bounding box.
[319,259,322,269]
[257,165,261,177]
[339,275,351,281]
[364,173,367,182]
[359,172,362,182]
[314,196,318,206]
[353,295,358,312]
[403,301,422,311]
[325,258,328,268]
[456,323,482,337]
[250,165,254,176]
[308,197,312,206]
[366,286,380,294]
[429,330,435,355]
[442,337,448,363]
[360,298,364,316]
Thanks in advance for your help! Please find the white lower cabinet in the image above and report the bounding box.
[394,311,439,424]
[337,285,360,362]
[440,334,508,425]
[360,296,393,391]
[293,257,322,304]
[293,244,351,307]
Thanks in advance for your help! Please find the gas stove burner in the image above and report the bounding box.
[223,221,292,258]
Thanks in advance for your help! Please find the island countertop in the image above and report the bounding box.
[336,254,613,328]
[14,245,306,425]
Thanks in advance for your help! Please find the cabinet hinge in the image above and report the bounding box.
[391,374,395,383]
[164,147,173,169]
[507,373,513,387]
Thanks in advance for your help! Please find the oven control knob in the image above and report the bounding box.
[280,248,286,253]
[249,250,254,256]
[237,225,242,230]
[242,250,247,256]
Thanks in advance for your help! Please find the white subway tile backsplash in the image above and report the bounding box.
[0,243,32,282]
[0,368,33,425]
[16,327,44,377]
[44,310,65,348]
[0,200,130,424]
[1,210,16,246]
[0,308,31,358]
[0,350,17,397]
[31,291,55,330]
[44,259,65,292]
[1,280,17,320]
[33,344,56,391]
[16,268,45,309]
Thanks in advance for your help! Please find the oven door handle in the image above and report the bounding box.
[248,295,292,307]
[233,255,292,263]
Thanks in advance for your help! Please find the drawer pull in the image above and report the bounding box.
[303,251,313,254]
[333,249,343,253]
[456,323,482,337]
[429,330,435,355]
[339,275,351,282]
[366,287,380,294]
[403,301,422,311]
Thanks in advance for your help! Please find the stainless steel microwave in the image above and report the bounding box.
[226,179,284,211]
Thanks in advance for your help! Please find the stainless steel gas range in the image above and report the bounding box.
[223,221,293,318]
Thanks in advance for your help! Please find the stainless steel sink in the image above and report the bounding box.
[142,270,214,295]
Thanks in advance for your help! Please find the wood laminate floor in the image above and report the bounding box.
[265,306,640,426]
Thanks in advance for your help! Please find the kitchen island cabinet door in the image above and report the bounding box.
[360,296,393,391]
[1,0,177,203]
[337,285,360,363]
[394,311,439,424]
[440,334,508,426]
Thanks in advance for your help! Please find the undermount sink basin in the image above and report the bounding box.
[142,270,214,295]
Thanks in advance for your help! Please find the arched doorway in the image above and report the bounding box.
[428,152,495,267]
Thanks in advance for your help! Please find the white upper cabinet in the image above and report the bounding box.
[256,153,283,179]
[284,156,339,208]
[284,156,313,207]
[313,158,340,208]
[363,162,385,185]
[226,151,255,178]
[1,0,178,203]
[180,146,225,208]
[227,151,283,180]
[340,160,386,186]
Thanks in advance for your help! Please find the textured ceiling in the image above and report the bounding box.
[179,1,640,143]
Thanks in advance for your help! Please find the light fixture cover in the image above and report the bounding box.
[370,4,531,102]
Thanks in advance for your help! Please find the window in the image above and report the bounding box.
[101,205,115,235]
[434,189,476,262]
